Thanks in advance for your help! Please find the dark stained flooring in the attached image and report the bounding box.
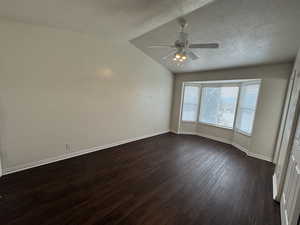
[0,133,280,225]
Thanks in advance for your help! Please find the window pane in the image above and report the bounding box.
[199,87,239,128]
[240,84,260,109]
[182,86,200,121]
[238,109,255,134]
[236,83,260,134]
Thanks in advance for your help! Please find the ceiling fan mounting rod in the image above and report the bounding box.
[178,17,188,32]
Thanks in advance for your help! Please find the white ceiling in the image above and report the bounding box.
[0,0,299,73]
[0,0,213,41]
[132,0,300,73]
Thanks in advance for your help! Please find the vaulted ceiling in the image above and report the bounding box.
[0,0,299,73]
[132,0,300,73]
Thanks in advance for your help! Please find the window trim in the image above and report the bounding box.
[180,80,261,137]
[234,80,261,136]
[180,84,201,122]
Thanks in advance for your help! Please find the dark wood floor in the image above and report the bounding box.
[0,133,280,225]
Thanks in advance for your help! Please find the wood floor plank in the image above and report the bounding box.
[0,133,281,225]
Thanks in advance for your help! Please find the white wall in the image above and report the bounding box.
[0,19,174,173]
[171,63,293,161]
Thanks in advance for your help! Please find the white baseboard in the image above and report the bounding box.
[3,130,272,176]
[178,131,272,162]
[169,129,179,134]
[196,132,232,145]
[179,131,232,146]
[231,142,249,154]
[233,143,272,162]
[247,151,272,162]
[3,130,169,176]
[177,131,196,135]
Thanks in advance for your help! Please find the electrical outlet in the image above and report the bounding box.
[66,144,71,153]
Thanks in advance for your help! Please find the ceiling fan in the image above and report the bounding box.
[148,17,219,63]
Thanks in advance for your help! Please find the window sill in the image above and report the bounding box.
[198,121,233,130]
[235,129,252,137]
[181,120,197,123]
[180,121,253,137]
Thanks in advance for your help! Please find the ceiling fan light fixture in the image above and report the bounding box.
[148,17,219,65]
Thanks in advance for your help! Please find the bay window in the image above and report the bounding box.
[181,80,260,135]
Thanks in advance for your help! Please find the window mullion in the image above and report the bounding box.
[233,83,242,131]
[196,84,202,123]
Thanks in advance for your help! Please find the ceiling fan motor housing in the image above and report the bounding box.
[175,32,189,50]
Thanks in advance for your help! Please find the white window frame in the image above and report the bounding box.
[198,83,240,130]
[180,80,261,136]
[234,80,261,136]
[180,83,201,123]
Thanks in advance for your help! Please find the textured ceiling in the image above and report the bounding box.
[132,0,300,73]
[1,0,299,73]
[0,0,213,40]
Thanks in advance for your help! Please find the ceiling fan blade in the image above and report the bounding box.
[189,43,219,49]
[187,51,199,60]
[162,50,177,60]
[148,44,175,49]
